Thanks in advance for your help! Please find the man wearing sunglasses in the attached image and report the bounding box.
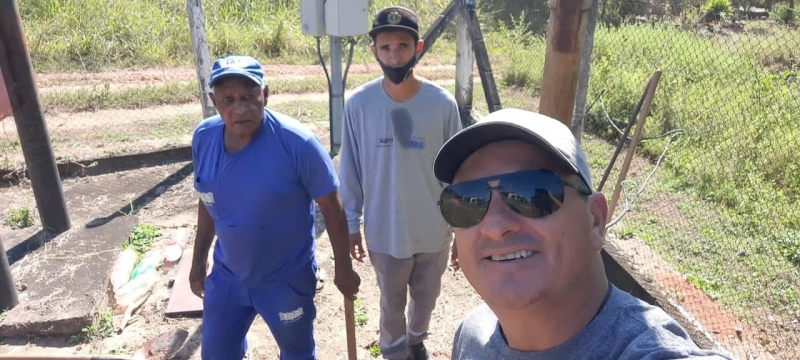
[433,108,734,359]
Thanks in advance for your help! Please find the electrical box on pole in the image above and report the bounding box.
[299,0,369,156]
[324,0,369,37]
[300,0,326,37]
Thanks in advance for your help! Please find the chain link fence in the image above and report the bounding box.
[1,0,798,357]
[481,0,799,358]
[0,0,461,173]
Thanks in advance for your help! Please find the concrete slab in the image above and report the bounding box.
[0,215,139,337]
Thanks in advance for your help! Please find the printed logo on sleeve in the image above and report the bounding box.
[198,191,215,205]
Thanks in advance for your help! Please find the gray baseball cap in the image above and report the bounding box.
[433,108,594,191]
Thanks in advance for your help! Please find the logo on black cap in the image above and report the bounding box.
[387,10,402,24]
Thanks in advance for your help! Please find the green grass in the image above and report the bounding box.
[36,68,457,114]
[354,299,368,326]
[124,222,161,256]
[19,0,456,73]
[369,344,381,357]
[4,206,34,229]
[70,310,114,344]
[586,22,799,255]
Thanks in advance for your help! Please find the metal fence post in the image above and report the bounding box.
[0,0,71,235]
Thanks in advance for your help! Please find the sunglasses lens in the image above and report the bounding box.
[500,170,565,218]
[439,181,490,228]
[439,170,568,228]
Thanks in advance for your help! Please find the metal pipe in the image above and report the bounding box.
[0,0,71,235]
[0,237,18,311]
[329,36,344,157]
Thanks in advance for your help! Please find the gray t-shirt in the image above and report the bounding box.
[338,76,462,258]
[451,284,736,360]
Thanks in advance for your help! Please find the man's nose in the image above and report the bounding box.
[232,99,249,113]
[386,49,404,64]
[479,190,522,240]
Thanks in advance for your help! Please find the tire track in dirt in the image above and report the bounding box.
[0,62,468,168]
[0,92,331,166]
[0,77,468,168]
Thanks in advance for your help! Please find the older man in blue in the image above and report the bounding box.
[189,55,361,360]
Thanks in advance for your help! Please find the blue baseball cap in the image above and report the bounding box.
[208,55,265,89]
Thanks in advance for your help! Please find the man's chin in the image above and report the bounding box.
[482,285,544,311]
[231,120,258,131]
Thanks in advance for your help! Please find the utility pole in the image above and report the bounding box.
[329,37,344,157]
[539,0,595,127]
[0,0,71,235]
[571,0,599,142]
[186,0,216,119]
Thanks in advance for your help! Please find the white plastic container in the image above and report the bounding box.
[113,268,160,315]
[109,248,138,293]
[164,228,190,265]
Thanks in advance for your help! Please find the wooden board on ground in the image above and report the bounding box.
[165,248,204,317]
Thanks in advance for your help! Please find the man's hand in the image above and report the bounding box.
[334,266,361,300]
[450,240,460,271]
[189,260,208,298]
[191,199,216,298]
[315,190,363,299]
[349,232,366,262]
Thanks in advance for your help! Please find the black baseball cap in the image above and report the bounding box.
[369,6,419,40]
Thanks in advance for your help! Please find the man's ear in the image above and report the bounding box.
[588,192,608,251]
[416,39,424,55]
[370,43,377,58]
[208,92,216,107]
[263,84,270,106]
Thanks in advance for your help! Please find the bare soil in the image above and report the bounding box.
[0,132,480,359]
[0,64,461,169]
[34,64,456,93]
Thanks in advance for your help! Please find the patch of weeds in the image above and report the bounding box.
[124,222,161,256]
[369,344,381,357]
[354,299,368,326]
[70,310,114,343]
[107,347,126,355]
[777,230,800,265]
[4,206,34,229]
[685,273,721,300]
[616,226,636,240]
[0,309,8,322]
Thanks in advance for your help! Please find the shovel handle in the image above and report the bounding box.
[344,297,357,360]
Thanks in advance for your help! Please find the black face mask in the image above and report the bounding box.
[378,56,417,85]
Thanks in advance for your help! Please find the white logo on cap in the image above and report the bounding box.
[221,58,246,68]
[387,10,402,24]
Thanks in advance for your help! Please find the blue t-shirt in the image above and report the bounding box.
[191,108,338,288]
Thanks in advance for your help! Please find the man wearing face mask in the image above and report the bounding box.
[337,6,463,360]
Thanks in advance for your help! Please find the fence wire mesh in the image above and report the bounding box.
[481,0,800,359]
[483,0,799,358]
[0,0,798,358]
